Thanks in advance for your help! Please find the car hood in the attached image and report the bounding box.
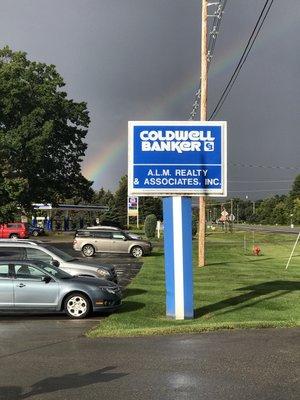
[66,259,113,271]
[65,275,118,287]
[129,239,151,245]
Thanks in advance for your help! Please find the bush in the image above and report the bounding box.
[144,214,157,239]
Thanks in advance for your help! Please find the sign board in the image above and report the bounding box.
[127,196,138,217]
[229,214,235,222]
[220,209,229,222]
[128,121,227,197]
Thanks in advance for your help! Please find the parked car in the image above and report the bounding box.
[0,240,118,283]
[0,260,121,318]
[28,223,45,237]
[73,229,152,258]
[87,225,141,239]
[0,223,29,239]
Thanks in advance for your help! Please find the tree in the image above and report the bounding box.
[0,46,93,219]
[292,198,300,225]
[139,197,163,222]
[290,174,300,199]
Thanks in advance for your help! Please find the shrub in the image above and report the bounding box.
[144,214,157,239]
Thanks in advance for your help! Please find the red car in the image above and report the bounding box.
[0,223,29,239]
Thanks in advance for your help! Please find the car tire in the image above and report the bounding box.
[64,292,91,319]
[82,244,95,257]
[9,233,19,239]
[32,230,39,237]
[131,246,144,258]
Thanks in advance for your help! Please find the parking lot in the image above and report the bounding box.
[52,240,143,288]
[0,238,299,399]
[0,238,143,343]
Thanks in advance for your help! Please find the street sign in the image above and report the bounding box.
[127,196,138,217]
[128,121,227,197]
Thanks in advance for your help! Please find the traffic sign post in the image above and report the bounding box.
[127,196,139,228]
[128,121,227,320]
[163,197,193,319]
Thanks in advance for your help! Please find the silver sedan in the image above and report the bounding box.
[0,260,122,319]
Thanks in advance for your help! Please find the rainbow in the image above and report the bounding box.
[82,39,239,189]
[82,4,289,189]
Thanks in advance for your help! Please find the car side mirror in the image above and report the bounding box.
[51,260,60,268]
[41,276,51,283]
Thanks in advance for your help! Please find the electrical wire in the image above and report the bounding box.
[229,162,299,171]
[229,180,294,183]
[189,0,228,119]
[209,0,274,119]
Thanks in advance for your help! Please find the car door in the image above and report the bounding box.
[110,232,129,253]
[93,231,113,253]
[13,263,59,309]
[0,264,14,308]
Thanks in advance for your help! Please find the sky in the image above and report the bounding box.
[0,0,299,200]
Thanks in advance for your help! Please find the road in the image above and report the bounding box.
[234,224,299,235]
[0,238,299,399]
[0,324,299,400]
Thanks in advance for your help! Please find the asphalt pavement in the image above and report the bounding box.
[0,238,299,399]
[234,224,300,235]
[0,325,299,400]
[51,241,143,288]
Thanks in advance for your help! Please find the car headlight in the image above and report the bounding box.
[97,268,110,277]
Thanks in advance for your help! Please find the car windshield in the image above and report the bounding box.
[33,261,72,279]
[43,245,76,262]
[122,231,133,240]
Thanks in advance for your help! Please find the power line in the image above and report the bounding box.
[229,180,294,183]
[209,0,274,119]
[229,188,289,193]
[229,162,299,171]
[189,0,228,120]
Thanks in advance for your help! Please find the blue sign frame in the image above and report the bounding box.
[128,121,227,197]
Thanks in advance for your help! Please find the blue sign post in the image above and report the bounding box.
[128,121,227,319]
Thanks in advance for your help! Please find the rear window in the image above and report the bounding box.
[7,223,22,228]
[0,264,9,278]
[93,231,112,239]
[75,230,93,237]
[0,247,25,259]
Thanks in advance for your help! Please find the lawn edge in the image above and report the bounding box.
[86,320,299,338]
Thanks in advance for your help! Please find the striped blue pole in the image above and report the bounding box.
[163,197,194,319]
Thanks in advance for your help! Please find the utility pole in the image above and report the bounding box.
[198,0,208,267]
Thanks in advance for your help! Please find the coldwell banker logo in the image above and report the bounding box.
[139,129,215,153]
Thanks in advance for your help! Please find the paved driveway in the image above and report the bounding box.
[0,240,299,399]
[0,327,299,400]
[0,240,142,355]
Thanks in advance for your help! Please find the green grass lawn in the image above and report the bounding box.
[88,230,300,337]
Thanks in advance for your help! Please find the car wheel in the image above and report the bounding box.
[64,293,90,319]
[131,246,144,258]
[32,230,39,237]
[9,233,19,239]
[82,244,95,257]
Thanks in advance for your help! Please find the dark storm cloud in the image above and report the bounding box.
[0,0,299,199]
